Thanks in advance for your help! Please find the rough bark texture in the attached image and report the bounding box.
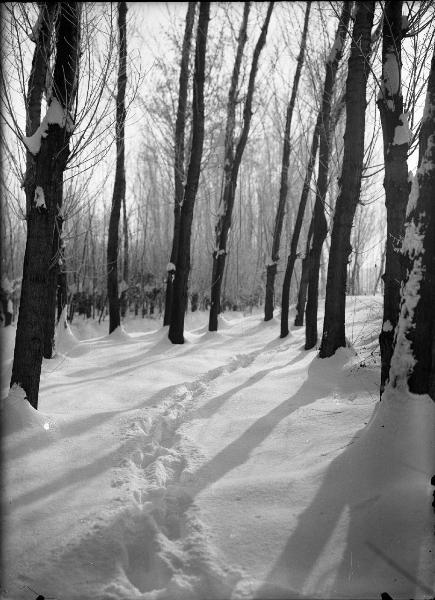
[120,194,129,318]
[389,48,435,399]
[209,2,274,332]
[11,2,81,408]
[264,2,310,321]
[24,3,58,217]
[164,2,196,327]
[168,2,210,344]
[107,1,127,334]
[377,1,409,397]
[319,1,374,358]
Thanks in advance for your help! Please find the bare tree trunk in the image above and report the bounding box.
[294,221,313,326]
[169,2,210,344]
[264,2,310,321]
[164,2,196,326]
[120,194,129,317]
[11,2,81,408]
[209,2,274,332]
[389,47,435,399]
[377,1,409,396]
[107,1,127,334]
[319,1,375,358]
[280,111,321,338]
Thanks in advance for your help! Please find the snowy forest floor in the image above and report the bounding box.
[1,296,434,600]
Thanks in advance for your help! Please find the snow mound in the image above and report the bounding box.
[2,385,51,434]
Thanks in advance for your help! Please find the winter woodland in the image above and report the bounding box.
[1,2,434,599]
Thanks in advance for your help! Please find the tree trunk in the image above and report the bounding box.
[377,1,409,397]
[209,2,274,332]
[280,111,321,338]
[389,47,435,399]
[24,3,58,218]
[43,217,63,357]
[11,2,81,408]
[294,221,313,326]
[164,2,196,327]
[372,244,386,295]
[264,2,310,321]
[305,2,356,350]
[168,2,210,344]
[107,1,127,334]
[120,193,129,318]
[319,1,375,358]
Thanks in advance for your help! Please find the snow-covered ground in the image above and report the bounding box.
[1,297,434,600]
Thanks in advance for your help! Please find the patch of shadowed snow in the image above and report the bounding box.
[382,320,393,332]
[327,35,343,63]
[392,112,411,146]
[34,186,46,209]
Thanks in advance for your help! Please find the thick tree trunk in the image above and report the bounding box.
[264,3,310,321]
[319,1,375,358]
[389,48,435,399]
[43,217,63,357]
[107,1,127,334]
[164,2,196,327]
[209,2,274,332]
[11,2,81,408]
[377,1,409,397]
[169,2,210,344]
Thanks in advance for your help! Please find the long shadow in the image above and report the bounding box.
[196,355,311,422]
[254,408,433,599]
[9,442,127,511]
[4,409,120,462]
[187,356,340,495]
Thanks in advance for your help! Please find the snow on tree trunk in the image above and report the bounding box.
[377,1,409,398]
[389,48,435,399]
[169,2,210,344]
[264,2,310,322]
[107,1,127,335]
[163,2,196,327]
[319,1,375,358]
[11,2,81,409]
[209,2,274,333]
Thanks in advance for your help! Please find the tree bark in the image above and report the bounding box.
[11,2,81,408]
[107,1,127,334]
[264,2,311,321]
[319,1,375,358]
[209,2,274,332]
[168,2,210,344]
[377,1,409,396]
[120,193,129,317]
[294,221,313,326]
[305,2,361,350]
[280,111,321,338]
[163,2,196,327]
[389,47,435,399]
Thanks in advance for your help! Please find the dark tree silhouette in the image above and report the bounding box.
[107,1,128,334]
[11,2,81,408]
[169,2,210,344]
[163,2,196,327]
[319,1,375,358]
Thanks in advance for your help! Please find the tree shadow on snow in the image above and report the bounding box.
[254,405,433,599]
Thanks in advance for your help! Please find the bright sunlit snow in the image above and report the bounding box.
[1,298,433,600]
